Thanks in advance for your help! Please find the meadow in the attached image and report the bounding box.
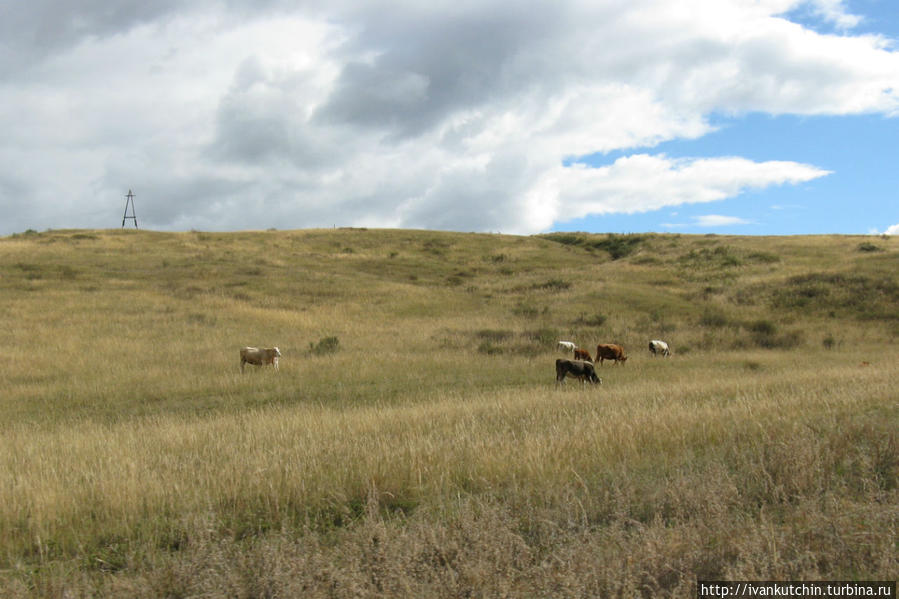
[0,228,896,597]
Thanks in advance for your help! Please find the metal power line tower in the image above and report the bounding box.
[122,189,138,228]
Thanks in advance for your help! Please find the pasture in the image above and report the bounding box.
[0,228,896,597]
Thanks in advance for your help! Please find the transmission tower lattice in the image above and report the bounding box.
[122,189,138,229]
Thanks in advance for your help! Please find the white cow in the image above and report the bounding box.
[648,340,670,357]
[558,340,576,353]
[240,346,281,372]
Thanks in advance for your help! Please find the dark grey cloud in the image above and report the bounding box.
[313,3,579,139]
[0,1,184,76]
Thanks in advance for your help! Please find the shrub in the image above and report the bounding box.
[587,234,647,260]
[747,321,803,349]
[575,313,607,327]
[476,330,514,343]
[719,252,742,267]
[747,320,777,336]
[541,233,584,246]
[747,251,781,264]
[772,273,899,321]
[421,239,451,255]
[512,300,542,319]
[542,232,647,260]
[477,341,503,355]
[699,310,730,328]
[522,328,559,346]
[772,330,803,349]
[679,246,743,269]
[533,279,571,292]
[857,242,884,253]
[309,336,340,356]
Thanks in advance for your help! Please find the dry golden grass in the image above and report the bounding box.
[0,228,896,596]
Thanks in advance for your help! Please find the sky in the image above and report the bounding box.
[1,0,898,237]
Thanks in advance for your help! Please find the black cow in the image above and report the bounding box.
[555,359,602,385]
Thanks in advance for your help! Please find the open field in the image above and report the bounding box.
[1,228,896,597]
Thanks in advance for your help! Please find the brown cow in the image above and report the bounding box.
[573,347,593,362]
[556,359,602,385]
[595,343,627,365]
[240,346,281,373]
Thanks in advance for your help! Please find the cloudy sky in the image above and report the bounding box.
[1,0,898,236]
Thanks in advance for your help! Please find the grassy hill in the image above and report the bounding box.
[1,228,896,597]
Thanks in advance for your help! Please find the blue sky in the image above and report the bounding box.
[1,0,898,236]
[558,112,899,235]
[554,1,899,235]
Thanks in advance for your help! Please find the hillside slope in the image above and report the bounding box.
[1,229,896,596]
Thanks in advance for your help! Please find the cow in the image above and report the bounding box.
[573,347,593,362]
[648,339,670,357]
[595,343,627,365]
[240,346,281,373]
[556,359,602,385]
[558,340,576,353]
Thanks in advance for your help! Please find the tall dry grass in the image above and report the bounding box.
[0,229,896,596]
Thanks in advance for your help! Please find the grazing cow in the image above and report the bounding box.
[240,346,281,373]
[648,340,670,357]
[595,343,628,365]
[555,359,602,385]
[573,347,593,362]
[558,340,576,353]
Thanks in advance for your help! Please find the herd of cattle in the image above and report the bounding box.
[238,339,672,387]
[555,339,670,385]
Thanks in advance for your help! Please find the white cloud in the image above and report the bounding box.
[662,214,753,229]
[883,224,899,236]
[805,0,862,30]
[530,154,828,231]
[0,1,897,235]
[694,215,753,227]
